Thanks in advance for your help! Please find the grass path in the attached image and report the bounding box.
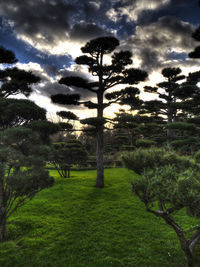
[0,168,200,266]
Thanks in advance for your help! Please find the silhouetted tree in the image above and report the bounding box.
[141,68,200,146]
[170,22,200,152]
[164,72,200,153]
[51,36,147,187]
[0,46,49,130]
[0,67,40,98]
[189,26,200,59]
[0,46,62,143]
[56,110,78,133]
[0,46,40,98]
[187,21,200,96]
[0,46,17,64]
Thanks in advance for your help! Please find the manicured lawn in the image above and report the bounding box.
[1,168,200,266]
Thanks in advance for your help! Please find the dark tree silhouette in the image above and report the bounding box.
[51,36,147,188]
[0,46,40,98]
[0,46,61,140]
[56,110,78,132]
[0,67,40,98]
[0,46,17,64]
[188,13,200,84]
[189,27,200,59]
[140,67,200,146]
[188,21,200,118]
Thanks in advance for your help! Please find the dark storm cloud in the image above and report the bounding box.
[0,0,75,44]
[69,22,111,41]
[83,1,101,21]
[43,65,59,77]
[121,16,197,71]
[1,0,186,60]
[138,48,161,70]
[156,16,194,39]
[0,0,115,54]
[35,81,69,97]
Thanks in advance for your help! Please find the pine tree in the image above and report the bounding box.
[141,67,197,146]
[114,110,165,149]
[0,46,40,98]
[0,46,48,131]
[51,36,147,188]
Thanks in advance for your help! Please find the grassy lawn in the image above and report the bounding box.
[1,168,200,266]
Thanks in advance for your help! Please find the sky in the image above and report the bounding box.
[0,0,200,120]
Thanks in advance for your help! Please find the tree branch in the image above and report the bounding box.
[189,229,200,253]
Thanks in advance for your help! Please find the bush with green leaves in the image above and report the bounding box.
[0,127,54,242]
[194,150,200,163]
[122,148,200,267]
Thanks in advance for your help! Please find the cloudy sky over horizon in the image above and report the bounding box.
[0,0,200,119]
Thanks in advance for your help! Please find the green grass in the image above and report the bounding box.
[1,168,200,266]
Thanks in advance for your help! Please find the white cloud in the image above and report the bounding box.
[106,8,119,22]
[119,16,197,72]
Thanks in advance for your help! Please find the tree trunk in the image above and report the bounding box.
[0,174,7,241]
[184,248,194,267]
[162,214,195,267]
[68,168,70,178]
[167,104,174,146]
[96,125,104,188]
[176,228,195,267]
[0,212,7,242]
[63,168,67,178]
[96,51,104,188]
